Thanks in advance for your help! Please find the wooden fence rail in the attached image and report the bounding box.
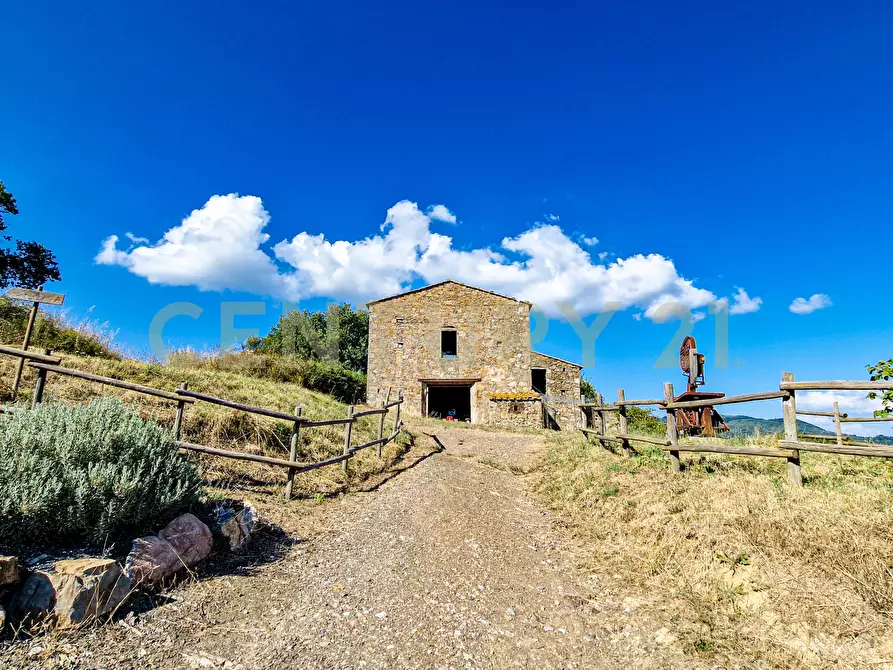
[578,373,893,486]
[0,348,405,499]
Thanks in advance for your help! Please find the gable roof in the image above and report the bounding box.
[366,280,532,307]
[531,350,584,369]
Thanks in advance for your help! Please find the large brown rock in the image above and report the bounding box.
[0,556,20,587]
[159,513,213,568]
[125,535,181,585]
[53,558,133,627]
[7,560,132,629]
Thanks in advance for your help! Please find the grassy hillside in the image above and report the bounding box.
[724,413,893,445]
[0,297,118,359]
[539,427,893,666]
[0,352,413,515]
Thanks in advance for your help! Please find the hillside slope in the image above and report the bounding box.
[723,414,893,444]
[0,352,411,505]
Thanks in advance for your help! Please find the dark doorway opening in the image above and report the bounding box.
[531,368,547,394]
[426,385,471,421]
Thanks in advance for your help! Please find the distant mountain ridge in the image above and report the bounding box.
[722,414,893,445]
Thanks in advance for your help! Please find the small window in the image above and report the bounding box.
[441,330,457,358]
[531,369,546,394]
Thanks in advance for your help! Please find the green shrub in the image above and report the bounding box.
[0,297,118,358]
[0,397,201,548]
[169,350,367,404]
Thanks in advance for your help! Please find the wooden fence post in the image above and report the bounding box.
[833,401,843,448]
[377,387,391,457]
[781,372,803,486]
[664,382,681,472]
[342,405,354,474]
[595,392,607,450]
[617,388,632,453]
[377,400,387,457]
[284,406,302,499]
[173,381,189,440]
[12,287,42,398]
[30,349,50,409]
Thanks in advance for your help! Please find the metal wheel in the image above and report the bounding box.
[680,335,697,374]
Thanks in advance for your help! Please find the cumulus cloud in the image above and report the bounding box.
[544,213,560,222]
[721,287,763,315]
[426,204,456,223]
[789,293,832,314]
[96,194,290,297]
[97,194,724,319]
[796,391,890,437]
[581,235,599,246]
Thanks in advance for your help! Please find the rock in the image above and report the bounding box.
[214,504,256,552]
[654,627,678,646]
[126,535,182,585]
[7,560,133,629]
[159,513,213,567]
[53,558,133,627]
[0,556,20,586]
[8,571,56,626]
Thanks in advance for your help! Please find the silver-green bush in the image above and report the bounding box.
[0,398,201,547]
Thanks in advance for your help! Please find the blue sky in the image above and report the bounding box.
[3,1,891,431]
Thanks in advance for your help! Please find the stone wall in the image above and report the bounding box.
[530,351,581,400]
[366,282,532,424]
[487,398,542,429]
[530,351,583,430]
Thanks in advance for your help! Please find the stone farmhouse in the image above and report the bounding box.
[365,281,583,429]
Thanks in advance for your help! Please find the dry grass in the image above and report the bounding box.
[539,431,893,668]
[0,353,413,515]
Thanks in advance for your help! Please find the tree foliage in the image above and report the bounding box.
[248,303,369,373]
[0,180,61,289]
[580,376,596,400]
[867,359,893,418]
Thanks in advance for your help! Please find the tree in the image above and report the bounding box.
[867,359,893,417]
[580,376,596,400]
[249,303,370,373]
[0,180,61,289]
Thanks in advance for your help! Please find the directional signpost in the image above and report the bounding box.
[5,287,66,397]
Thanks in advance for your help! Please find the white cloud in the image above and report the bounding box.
[97,195,725,319]
[544,213,560,222]
[125,232,150,245]
[796,391,890,437]
[598,251,609,261]
[726,287,763,315]
[96,194,290,297]
[581,236,599,246]
[426,204,456,223]
[789,293,832,315]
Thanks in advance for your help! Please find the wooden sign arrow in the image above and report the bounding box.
[5,288,66,306]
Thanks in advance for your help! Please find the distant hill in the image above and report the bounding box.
[722,414,893,445]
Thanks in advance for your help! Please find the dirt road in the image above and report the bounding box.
[3,427,691,669]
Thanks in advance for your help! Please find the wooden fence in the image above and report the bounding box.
[578,373,893,486]
[1,345,404,499]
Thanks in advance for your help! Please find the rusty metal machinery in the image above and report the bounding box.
[675,336,729,437]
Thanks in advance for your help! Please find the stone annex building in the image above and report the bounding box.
[365,281,583,429]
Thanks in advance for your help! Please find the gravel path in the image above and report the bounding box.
[2,426,693,669]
